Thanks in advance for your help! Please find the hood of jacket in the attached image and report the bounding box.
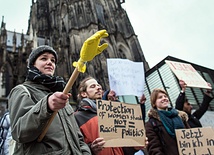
[147,108,189,122]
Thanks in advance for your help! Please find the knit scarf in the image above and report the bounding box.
[82,98,97,111]
[158,108,185,138]
[77,98,97,112]
[26,66,66,92]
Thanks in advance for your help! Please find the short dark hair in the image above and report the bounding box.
[184,97,188,103]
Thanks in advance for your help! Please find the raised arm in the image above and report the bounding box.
[175,80,187,110]
[139,94,146,122]
[193,83,213,119]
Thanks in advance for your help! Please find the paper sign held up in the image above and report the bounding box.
[107,58,145,97]
[97,100,145,147]
[175,127,214,155]
[165,60,211,89]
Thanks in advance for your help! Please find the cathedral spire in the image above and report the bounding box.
[29,23,33,41]
[12,30,17,52]
[1,16,5,29]
[0,16,7,46]
[21,29,24,45]
[20,30,25,53]
[1,16,6,32]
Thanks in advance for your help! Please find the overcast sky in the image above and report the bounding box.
[1,0,214,69]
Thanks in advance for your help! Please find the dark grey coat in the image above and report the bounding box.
[8,81,91,155]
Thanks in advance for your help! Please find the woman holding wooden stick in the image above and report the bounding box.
[8,30,108,155]
[8,45,91,155]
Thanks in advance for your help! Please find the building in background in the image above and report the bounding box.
[0,1,214,127]
[0,26,47,116]
[27,0,149,95]
[143,56,214,126]
[0,0,149,115]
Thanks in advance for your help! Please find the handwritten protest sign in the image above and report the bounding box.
[97,100,145,147]
[165,60,211,89]
[175,127,214,155]
[107,58,145,96]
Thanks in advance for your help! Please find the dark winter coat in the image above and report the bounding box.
[8,81,91,155]
[175,92,213,128]
[145,109,189,155]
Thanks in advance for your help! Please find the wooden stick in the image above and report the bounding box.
[37,68,80,142]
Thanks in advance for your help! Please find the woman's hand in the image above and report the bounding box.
[107,90,118,101]
[140,94,146,104]
[179,80,187,92]
[48,92,71,111]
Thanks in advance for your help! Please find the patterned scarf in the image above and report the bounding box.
[77,98,97,113]
[26,66,66,92]
[158,108,185,138]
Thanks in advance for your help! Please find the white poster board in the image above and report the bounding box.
[197,110,214,127]
[107,59,145,96]
[165,60,211,89]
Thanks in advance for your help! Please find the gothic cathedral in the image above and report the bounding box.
[0,0,149,102]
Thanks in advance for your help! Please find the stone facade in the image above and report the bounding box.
[0,0,149,103]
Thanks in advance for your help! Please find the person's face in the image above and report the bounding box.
[155,92,169,110]
[107,90,118,101]
[34,52,56,76]
[183,102,192,114]
[81,79,103,100]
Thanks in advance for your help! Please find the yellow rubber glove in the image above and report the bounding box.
[73,30,109,73]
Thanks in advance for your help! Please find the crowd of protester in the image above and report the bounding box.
[0,31,213,155]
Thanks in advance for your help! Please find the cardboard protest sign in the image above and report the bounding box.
[107,58,145,97]
[97,100,145,147]
[175,127,214,155]
[165,60,211,89]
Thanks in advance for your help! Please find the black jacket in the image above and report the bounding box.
[175,92,213,128]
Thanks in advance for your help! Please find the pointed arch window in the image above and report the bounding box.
[95,4,106,26]
[118,49,126,59]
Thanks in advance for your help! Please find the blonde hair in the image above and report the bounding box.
[150,88,168,109]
